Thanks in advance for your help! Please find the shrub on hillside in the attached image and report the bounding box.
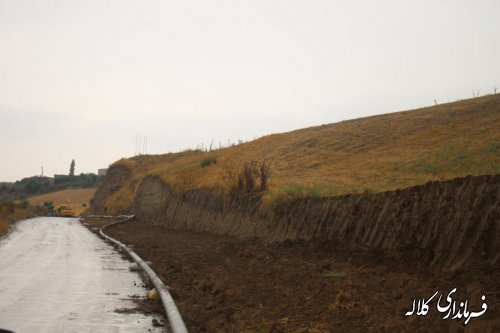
[200,156,217,168]
[19,199,29,209]
[0,201,16,214]
[225,160,271,196]
[43,201,54,210]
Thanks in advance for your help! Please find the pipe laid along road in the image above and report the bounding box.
[100,216,188,333]
[0,217,165,333]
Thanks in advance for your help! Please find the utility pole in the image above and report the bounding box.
[41,166,44,177]
[135,134,149,155]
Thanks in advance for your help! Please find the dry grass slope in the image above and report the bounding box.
[0,202,33,236]
[103,94,500,214]
[28,188,97,216]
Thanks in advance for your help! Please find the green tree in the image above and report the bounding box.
[43,201,54,210]
[25,180,41,194]
[69,159,75,176]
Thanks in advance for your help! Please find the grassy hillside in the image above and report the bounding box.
[0,173,104,202]
[103,94,500,213]
[28,188,97,216]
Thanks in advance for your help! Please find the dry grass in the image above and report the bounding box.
[28,188,97,216]
[0,218,8,235]
[0,202,34,236]
[103,94,500,212]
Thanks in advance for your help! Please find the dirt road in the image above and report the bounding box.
[0,217,164,333]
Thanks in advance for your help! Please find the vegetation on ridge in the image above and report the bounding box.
[101,94,500,214]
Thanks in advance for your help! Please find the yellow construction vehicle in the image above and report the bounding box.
[56,201,76,217]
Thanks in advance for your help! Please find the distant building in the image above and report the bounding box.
[97,168,108,176]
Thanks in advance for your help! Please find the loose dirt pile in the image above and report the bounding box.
[96,219,499,333]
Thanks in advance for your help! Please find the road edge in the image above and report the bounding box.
[98,215,189,333]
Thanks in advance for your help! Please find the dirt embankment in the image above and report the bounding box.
[129,174,499,271]
[89,171,500,331]
[89,165,133,215]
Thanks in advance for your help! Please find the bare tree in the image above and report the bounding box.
[226,160,272,195]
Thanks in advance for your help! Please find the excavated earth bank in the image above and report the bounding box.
[130,174,499,271]
[89,170,499,332]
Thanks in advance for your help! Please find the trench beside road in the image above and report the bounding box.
[0,217,164,333]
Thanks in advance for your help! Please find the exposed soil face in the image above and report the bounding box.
[101,220,499,333]
[88,174,499,331]
[132,175,499,271]
[89,165,133,215]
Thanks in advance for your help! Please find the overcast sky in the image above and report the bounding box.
[1,0,499,182]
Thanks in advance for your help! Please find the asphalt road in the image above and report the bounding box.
[0,217,164,333]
